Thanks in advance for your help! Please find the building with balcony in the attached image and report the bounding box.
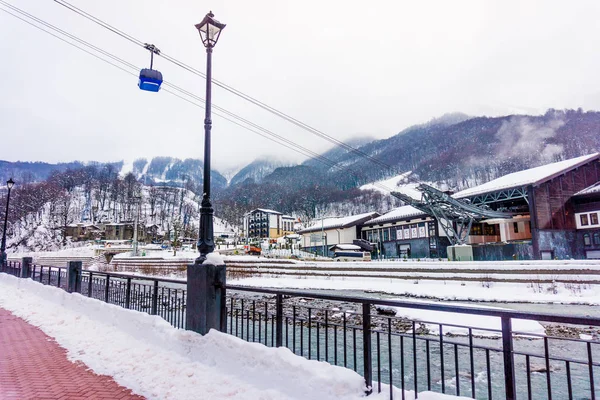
[243,208,295,240]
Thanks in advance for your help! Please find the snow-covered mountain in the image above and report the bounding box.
[228,158,291,186]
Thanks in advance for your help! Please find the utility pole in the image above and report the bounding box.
[132,195,141,256]
[321,214,325,257]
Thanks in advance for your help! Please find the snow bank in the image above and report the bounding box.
[0,274,470,399]
[391,300,546,337]
[0,274,363,399]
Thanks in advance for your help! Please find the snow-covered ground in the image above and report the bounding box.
[0,274,467,400]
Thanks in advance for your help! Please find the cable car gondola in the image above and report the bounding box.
[139,44,163,92]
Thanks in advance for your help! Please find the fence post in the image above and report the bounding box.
[20,257,32,279]
[87,272,93,297]
[151,280,159,315]
[125,277,132,309]
[501,316,516,400]
[362,302,373,394]
[276,294,283,347]
[104,274,110,303]
[67,261,82,293]
[186,258,226,335]
[220,283,227,333]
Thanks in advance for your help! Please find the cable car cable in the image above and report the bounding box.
[52,0,407,176]
[0,3,400,196]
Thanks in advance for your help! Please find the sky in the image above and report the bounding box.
[1,0,600,173]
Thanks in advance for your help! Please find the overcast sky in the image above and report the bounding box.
[1,0,600,173]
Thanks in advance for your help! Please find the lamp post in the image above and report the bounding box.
[1,178,15,267]
[194,11,226,265]
[186,11,227,336]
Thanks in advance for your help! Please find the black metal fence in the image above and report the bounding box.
[1,259,599,400]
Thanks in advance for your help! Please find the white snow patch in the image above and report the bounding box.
[206,252,225,265]
[119,160,135,177]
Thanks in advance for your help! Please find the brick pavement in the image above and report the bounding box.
[0,308,145,400]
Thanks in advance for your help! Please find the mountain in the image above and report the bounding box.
[229,158,291,186]
[130,157,228,190]
[303,135,377,170]
[295,109,600,190]
[0,160,118,184]
[4,109,600,231]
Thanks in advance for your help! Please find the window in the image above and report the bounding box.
[383,228,389,241]
[594,232,600,246]
[583,233,591,246]
[471,224,482,235]
[390,228,397,241]
[484,224,498,236]
[513,222,519,233]
[591,213,599,225]
[581,214,589,226]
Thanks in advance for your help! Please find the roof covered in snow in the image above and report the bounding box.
[329,244,361,251]
[575,181,600,197]
[298,211,379,234]
[454,153,600,199]
[363,205,427,225]
[245,208,282,215]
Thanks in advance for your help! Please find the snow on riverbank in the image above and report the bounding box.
[0,274,466,400]
[230,276,600,305]
[391,300,546,337]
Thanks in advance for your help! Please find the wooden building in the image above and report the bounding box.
[453,153,600,260]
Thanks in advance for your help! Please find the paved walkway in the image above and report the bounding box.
[0,308,145,400]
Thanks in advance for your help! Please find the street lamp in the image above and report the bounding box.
[194,11,226,264]
[1,178,15,267]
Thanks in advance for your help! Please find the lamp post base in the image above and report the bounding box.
[186,258,226,335]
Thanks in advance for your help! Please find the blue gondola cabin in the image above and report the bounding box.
[138,68,163,92]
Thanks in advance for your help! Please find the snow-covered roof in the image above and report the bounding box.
[282,215,295,220]
[575,181,600,197]
[298,211,379,234]
[329,244,361,251]
[454,153,600,199]
[363,205,427,225]
[246,208,282,215]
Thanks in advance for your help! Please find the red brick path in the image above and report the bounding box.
[0,308,145,400]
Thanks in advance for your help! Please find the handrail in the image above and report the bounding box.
[24,262,600,326]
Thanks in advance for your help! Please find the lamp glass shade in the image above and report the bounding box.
[195,12,226,48]
[6,178,14,189]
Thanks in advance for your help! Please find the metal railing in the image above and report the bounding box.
[1,259,599,400]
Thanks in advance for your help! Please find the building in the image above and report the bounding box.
[298,211,379,256]
[64,223,104,241]
[452,153,600,260]
[104,222,146,242]
[572,182,600,259]
[243,208,295,240]
[360,205,450,259]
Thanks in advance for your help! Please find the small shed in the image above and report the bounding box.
[329,244,362,252]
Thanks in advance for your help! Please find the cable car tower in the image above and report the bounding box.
[139,44,163,92]
[392,183,514,245]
